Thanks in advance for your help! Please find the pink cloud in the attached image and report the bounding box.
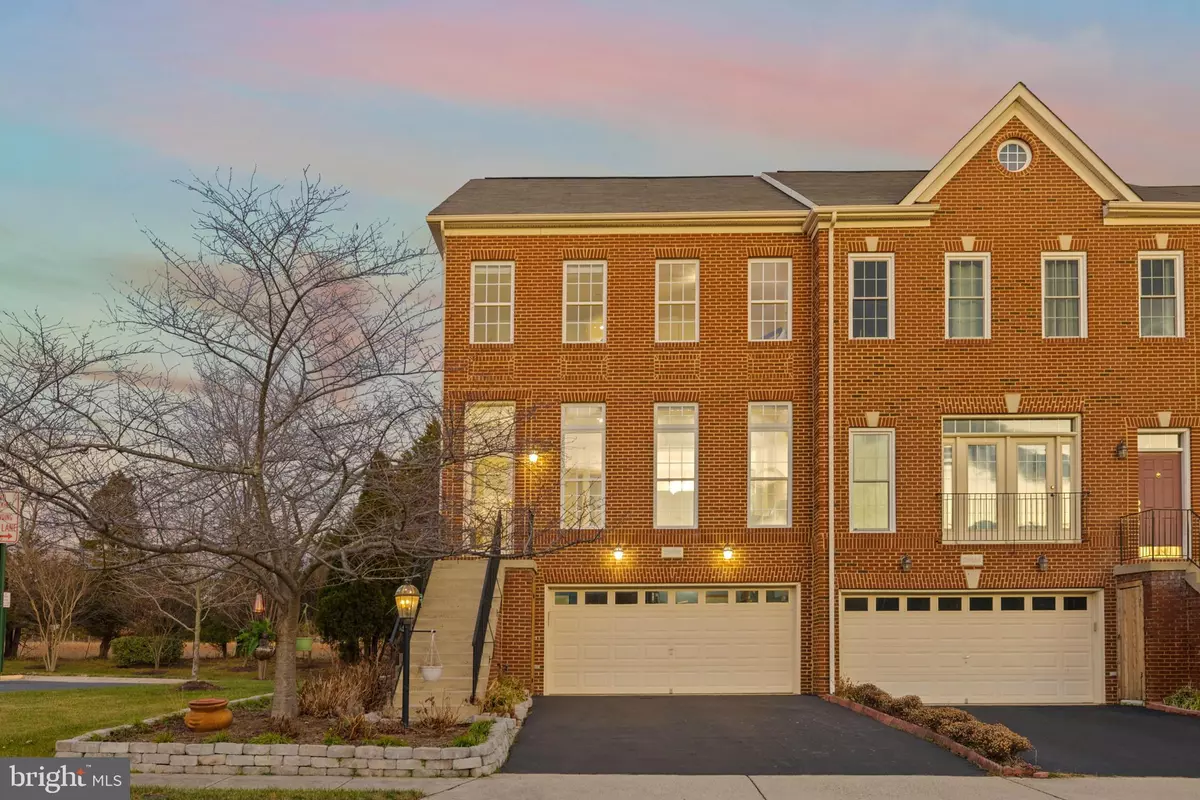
[230,2,1199,182]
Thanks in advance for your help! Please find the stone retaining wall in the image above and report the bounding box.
[56,695,529,779]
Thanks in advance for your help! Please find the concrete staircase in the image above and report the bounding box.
[403,559,499,719]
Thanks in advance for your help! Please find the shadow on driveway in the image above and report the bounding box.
[965,705,1200,777]
[506,695,981,775]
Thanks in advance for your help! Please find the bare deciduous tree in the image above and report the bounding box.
[8,505,93,673]
[0,172,598,717]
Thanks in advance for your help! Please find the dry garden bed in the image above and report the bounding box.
[834,680,1037,772]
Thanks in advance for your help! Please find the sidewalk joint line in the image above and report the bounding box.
[747,774,769,800]
[424,777,478,796]
[1002,776,1069,800]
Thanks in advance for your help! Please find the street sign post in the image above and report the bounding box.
[0,490,20,675]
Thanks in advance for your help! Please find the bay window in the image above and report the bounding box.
[941,417,1080,543]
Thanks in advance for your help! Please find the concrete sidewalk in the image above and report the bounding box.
[133,773,1200,799]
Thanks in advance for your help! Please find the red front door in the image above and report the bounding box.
[1139,451,1183,555]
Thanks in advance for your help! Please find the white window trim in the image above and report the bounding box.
[848,253,896,340]
[561,260,607,344]
[469,260,515,345]
[997,138,1031,172]
[747,402,793,528]
[1040,251,1088,339]
[747,257,792,342]
[848,428,896,533]
[944,252,992,340]
[655,259,700,343]
[653,403,699,529]
[1137,250,1186,338]
[560,403,606,530]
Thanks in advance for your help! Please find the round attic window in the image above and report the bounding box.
[997,139,1031,172]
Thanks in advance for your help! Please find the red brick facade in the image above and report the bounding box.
[440,106,1200,700]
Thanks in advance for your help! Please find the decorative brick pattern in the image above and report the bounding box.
[55,696,529,779]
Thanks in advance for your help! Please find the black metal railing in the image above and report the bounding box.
[470,510,504,704]
[1119,508,1199,563]
[940,492,1085,544]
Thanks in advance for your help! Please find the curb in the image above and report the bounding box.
[0,674,25,681]
[819,694,1047,778]
[1146,701,1200,718]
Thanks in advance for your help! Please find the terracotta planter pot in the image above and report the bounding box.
[184,697,233,732]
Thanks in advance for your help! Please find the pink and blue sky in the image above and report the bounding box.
[3,0,1200,321]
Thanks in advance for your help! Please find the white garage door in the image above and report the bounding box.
[840,591,1102,704]
[546,586,797,695]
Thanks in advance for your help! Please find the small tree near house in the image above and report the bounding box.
[0,172,600,717]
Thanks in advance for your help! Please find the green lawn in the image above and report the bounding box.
[0,677,267,757]
[2,657,286,681]
[132,790,421,800]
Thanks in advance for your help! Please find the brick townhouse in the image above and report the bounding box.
[425,83,1200,706]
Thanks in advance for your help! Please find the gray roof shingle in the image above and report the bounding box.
[1131,185,1200,202]
[428,176,807,217]
[764,170,928,206]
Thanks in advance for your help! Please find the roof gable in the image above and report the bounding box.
[901,83,1139,204]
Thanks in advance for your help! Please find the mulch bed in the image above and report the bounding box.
[104,709,469,749]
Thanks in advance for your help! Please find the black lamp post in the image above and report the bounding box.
[394,584,421,727]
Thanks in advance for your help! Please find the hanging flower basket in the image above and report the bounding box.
[420,631,443,682]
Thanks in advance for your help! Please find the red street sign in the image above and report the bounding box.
[0,491,19,544]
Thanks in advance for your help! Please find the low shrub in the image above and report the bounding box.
[415,692,466,734]
[365,735,409,747]
[323,732,346,746]
[111,636,184,668]
[299,656,394,718]
[451,720,493,748]
[836,680,1031,765]
[479,674,529,716]
[1164,685,1200,711]
[151,732,174,744]
[328,714,376,742]
[939,720,1031,763]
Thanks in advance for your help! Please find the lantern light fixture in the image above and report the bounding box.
[252,592,265,616]
[1036,554,1049,572]
[722,545,734,561]
[527,452,539,464]
[394,584,421,622]
[1115,440,1128,460]
[612,546,624,561]
[899,554,913,573]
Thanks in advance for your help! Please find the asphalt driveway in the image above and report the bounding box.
[505,695,981,775]
[966,705,1200,777]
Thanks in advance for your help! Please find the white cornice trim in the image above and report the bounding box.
[1105,201,1200,224]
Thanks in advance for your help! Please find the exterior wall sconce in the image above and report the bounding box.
[722,545,734,561]
[1114,440,1128,460]
[1036,554,1049,572]
[527,452,539,464]
[612,546,624,561]
[899,554,912,573]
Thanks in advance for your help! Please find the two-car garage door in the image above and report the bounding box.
[840,591,1103,704]
[545,586,797,695]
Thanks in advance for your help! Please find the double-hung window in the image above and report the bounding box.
[561,404,605,529]
[941,417,1080,544]
[748,403,791,527]
[945,254,990,339]
[654,404,697,528]
[656,260,699,342]
[1139,251,1185,337]
[849,254,894,339]
[849,429,895,532]
[471,261,514,344]
[1042,253,1087,338]
[563,261,606,343]
[748,259,791,340]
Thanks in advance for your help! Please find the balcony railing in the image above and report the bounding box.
[1118,508,1198,563]
[940,492,1085,544]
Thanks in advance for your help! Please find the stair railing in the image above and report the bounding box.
[470,510,504,703]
